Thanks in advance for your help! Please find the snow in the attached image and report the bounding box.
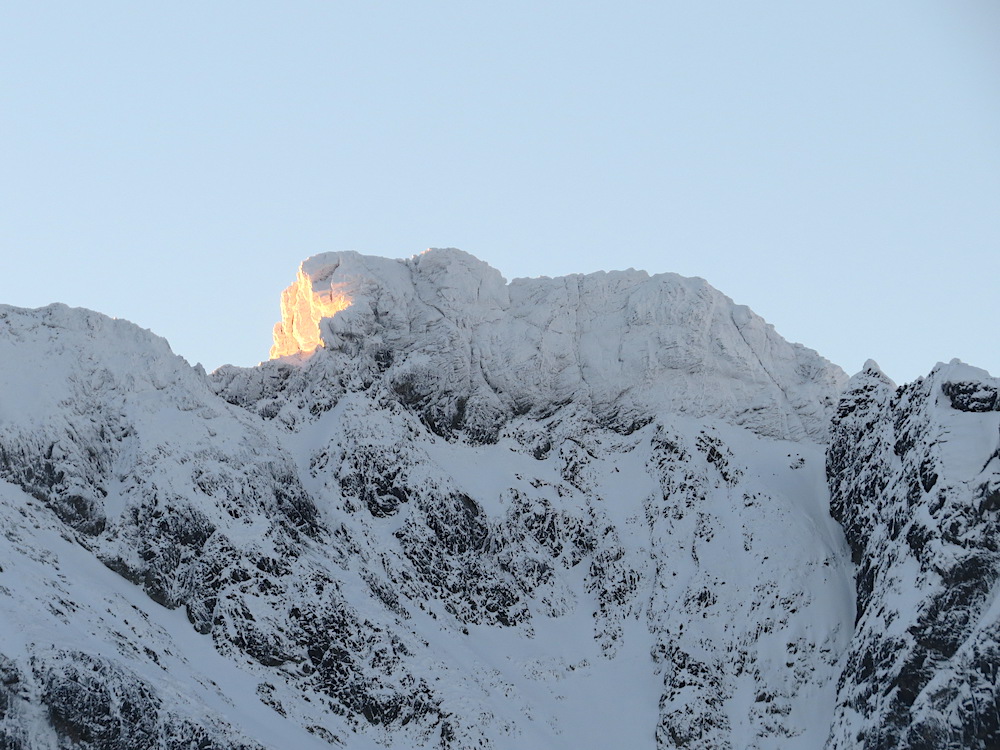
[827,357,1000,748]
[264,248,847,442]
[0,479,350,750]
[5,248,993,748]
[931,360,1000,479]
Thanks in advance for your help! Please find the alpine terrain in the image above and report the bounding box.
[0,248,996,749]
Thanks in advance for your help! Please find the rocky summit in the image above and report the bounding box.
[0,249,996,749]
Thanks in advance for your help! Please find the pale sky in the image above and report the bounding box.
[2,2,998,385]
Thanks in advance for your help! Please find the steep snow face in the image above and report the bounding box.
[0,304,446,748]
[0,288,856,749]
[827,360,1000,749]
[0,478,340,750]
[239,249,846,442]
[294,401,854,749]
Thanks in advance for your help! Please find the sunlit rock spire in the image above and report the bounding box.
[270,265,353,359]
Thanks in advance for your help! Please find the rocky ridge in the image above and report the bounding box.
[0,249,994,749]
[827,360,1000,749]
[218,249,844,442]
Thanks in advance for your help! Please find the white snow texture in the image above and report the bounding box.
[0,248,995,750]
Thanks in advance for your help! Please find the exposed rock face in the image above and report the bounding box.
[270,267,353,359]
[0,250,994,749]
[827,360,1000,749]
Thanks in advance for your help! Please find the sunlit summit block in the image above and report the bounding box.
[270,266,352,359]
[260,247,847,442]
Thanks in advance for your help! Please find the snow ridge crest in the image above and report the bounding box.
[258,248,847,442]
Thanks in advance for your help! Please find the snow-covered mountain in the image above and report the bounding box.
[0,249,995,749]
[827,360,1000,749]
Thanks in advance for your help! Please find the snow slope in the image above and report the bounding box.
[0,249,992,749]
[0,477,343,750]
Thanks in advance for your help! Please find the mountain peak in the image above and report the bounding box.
[259,249,846,441]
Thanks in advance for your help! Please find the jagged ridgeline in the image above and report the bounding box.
[0,249,996,749]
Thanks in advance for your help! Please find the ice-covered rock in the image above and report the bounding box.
[827,360,1000,749]
[233,248,846,443]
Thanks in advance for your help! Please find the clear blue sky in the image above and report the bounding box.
[2,2,998,384]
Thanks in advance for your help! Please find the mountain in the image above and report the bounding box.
[827,360,1000,748]
[0,249,995,749]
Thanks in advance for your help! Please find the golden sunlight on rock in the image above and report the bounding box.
[270,270,352,359]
